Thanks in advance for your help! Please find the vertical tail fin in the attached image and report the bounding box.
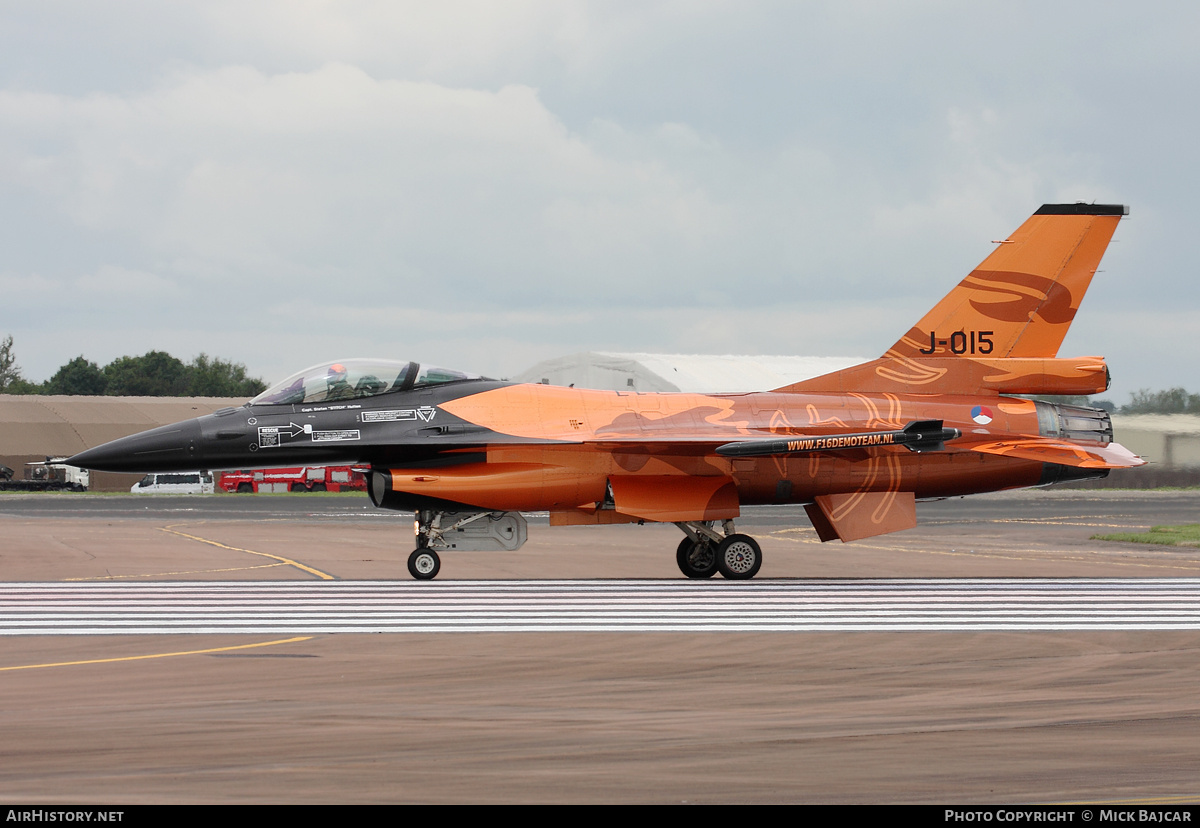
[887,203,1127,360]
[777,204,1126,396]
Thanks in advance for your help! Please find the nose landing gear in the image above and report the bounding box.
[408,509,456,581]
[407,509,529,580]
[407,548,441,580]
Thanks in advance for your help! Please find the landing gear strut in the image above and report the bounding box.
[409,509,458,581]
[674,520,763,580]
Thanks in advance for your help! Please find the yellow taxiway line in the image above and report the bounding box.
[66,561,287,581]
[159,524,335,580]
[0,636,315,672]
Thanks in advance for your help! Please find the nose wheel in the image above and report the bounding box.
[408,549,441,580]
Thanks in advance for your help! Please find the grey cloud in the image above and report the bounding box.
[0,2,1194,403]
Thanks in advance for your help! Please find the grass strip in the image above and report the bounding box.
[1093,524,1200,547]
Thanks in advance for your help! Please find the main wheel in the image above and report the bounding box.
[716,534,762,580]
[408,548,441,580]
[676,537,718,579]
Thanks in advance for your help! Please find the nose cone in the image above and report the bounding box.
[68,418,204,473]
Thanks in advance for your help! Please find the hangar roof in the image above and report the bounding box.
[512,352,865,393]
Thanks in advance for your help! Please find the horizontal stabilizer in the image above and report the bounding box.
[716,420,960,457]
[968,437,1144,469]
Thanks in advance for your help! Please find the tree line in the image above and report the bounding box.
[1120,388,1200,415]
[0,335,266,398]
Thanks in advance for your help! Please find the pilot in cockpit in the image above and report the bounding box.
[325,363,353,401]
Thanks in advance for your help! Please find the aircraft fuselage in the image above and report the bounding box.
[70,379,1095,517]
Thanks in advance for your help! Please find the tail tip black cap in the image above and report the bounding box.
[1035,203,1128,216]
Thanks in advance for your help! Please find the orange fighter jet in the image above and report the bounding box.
[69,203,1142,580]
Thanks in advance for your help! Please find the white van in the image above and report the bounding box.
[131,471,214,495]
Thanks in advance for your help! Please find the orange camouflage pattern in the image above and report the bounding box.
[384,204,1142,543]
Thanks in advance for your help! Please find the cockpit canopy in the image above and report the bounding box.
[250,359,487,406]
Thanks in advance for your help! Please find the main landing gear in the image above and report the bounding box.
[674,520,763,580]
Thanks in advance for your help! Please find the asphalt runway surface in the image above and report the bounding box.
[2,489,1200,803]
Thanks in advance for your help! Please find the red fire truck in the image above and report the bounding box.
[218,466,368,494]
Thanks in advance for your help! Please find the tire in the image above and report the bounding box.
[408,549,441,580]
[676,537,718,579]
[236,483,253,493]
[716,534,762,580]
[311,483,327,492]
[290,482,307,492]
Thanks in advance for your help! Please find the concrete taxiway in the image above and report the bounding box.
[2,489,1200,803]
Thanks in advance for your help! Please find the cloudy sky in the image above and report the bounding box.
[1,1,1196,400]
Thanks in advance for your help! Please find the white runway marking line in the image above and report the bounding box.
[3,579,1200,633]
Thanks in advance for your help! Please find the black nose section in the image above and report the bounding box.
[68,418,204,473]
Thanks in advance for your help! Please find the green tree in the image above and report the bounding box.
[0,335,22,392]
[44,356,108,395]
[4,378,44,394]
[186,353,266,397]
[103,351,189,396]
[1123,388,1200,414]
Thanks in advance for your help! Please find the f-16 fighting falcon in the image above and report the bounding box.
[69,203,1143,580]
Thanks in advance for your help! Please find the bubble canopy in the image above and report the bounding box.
[250,359,487,406]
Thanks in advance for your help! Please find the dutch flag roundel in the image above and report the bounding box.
[971,405,993,425]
